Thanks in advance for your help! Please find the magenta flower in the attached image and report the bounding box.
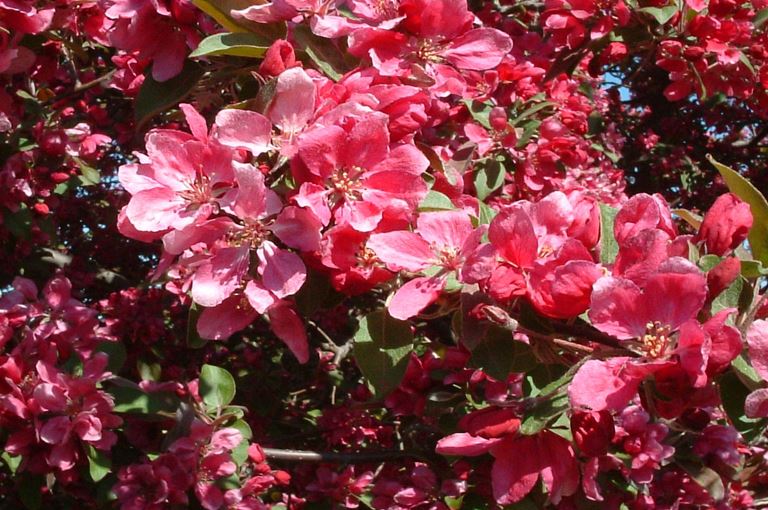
[296,112,428,232]
[368,210,485,319]
[348,0,512,94]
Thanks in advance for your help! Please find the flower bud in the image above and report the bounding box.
[706,256,741,301]
[458,407,520,438]
[696,193,753,256]
[571,410,615,456]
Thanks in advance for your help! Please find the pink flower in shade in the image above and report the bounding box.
[614,405,674,484]
[437,417,578,506]
[12,354,122,472]
[197,294,310,364]
[319,224,394,295]
[295,112,428,232]
[463,107,519,157]
[368,210,485,319]
[115,452,195,510]
[347,0,512,94]
[695,193,753,256]
[104,0,199,82]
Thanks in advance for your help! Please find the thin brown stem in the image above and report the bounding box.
[262,448,430,463]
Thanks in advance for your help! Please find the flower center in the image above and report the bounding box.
[330,167,364,203]
[641,321,672,358]
[415,38,444,63]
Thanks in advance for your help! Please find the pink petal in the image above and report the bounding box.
[295,182,332,226]
[372,144,429,175]
[748,319,768,382]
[40,415,71,444]
[233,162,267,220]
[388,276,445,320]
[746,388,768,418]
[297,125,345,178]
[675,320,710,388]
[179,103,209,141]
[367,231,434,272]
[257,242,306,298]
[125,187,185,232]
[191,246,250,308]
[436,433,499,456]
[32,383,67,412]
[342,114,390,171]
[569,358,643,411]
[488,208,537,268]
[197,295,258,340]
[269,67,315,134]
[268,302,309,363]
[490,438,540,505]
[271,206,323,251]
[214,109,272,156]
[640,258,707,332]
[588,276,646,339]
[416,210,474,251]
[244,281,276,314]
[442,28,512,70]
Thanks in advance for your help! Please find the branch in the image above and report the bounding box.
[262,448,430,463]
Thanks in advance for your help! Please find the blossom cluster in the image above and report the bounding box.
[3,0,768,508]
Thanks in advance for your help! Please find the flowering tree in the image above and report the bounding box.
[3,0,768,507]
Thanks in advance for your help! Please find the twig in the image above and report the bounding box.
[262,448,429,463]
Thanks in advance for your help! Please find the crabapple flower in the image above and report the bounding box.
[368,210,485,319]
[348,0,512,94]
[296,111,428,232]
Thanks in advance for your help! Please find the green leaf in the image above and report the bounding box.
[639,5,679,24]
[135,61,204,128]
[708,155,768,265]
[520,392,569,435]
[191,0,262,32]
[293,25,349,80]
[732,353,762,391]
[741,259,768,278]
[476,201,498,226]
[711,276,744,315]
[295,267,345,316]
[1,452,21,474]
[187,303,208,348]
[137,360,162,382]
[190,32,272,58]
[719,370,766,441]
[86,445,111,482]
[108,384,181,415]
[353,310,414,396]
[463,100,493,129]
[3,205,33,240]
[76,160,101,186]
[755,8,768,28]
[599,203,619,264]
[474,159,505,201]
[697,254,721,272]
[419,190,455,211]
[200,364,237,409]
[677,461,725,501]
[469,325,537,380]
[94,341,127,373]
[511,101,556,126]
[18,475,43,510]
